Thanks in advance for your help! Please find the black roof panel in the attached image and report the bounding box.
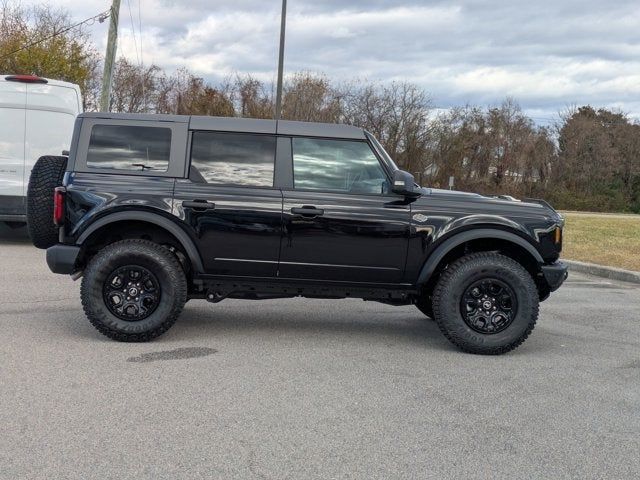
[276,120,365,140]
[190,115,276,133]
[79,113,365,139]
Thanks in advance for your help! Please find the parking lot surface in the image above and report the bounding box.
[1,225,638,479]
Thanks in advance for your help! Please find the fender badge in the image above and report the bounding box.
[412,213,428,223]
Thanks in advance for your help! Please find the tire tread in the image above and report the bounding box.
[80,239,187,342]
[26,155,68,249]
[432,252,539,355]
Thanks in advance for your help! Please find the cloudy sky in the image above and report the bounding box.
[28,0,640,124]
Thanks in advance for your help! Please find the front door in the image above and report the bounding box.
[174,131,282,277]
[279,137,410,283]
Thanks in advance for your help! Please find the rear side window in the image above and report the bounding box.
[86,125,171,172]
[190,131,276,187]
[292,138,388,194]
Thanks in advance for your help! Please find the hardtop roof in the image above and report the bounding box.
[78,112,366,140]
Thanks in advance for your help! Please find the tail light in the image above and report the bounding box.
[53,187,66,225]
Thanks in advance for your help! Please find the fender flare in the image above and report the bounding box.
[417,228,544,285]
[76,211,204,273]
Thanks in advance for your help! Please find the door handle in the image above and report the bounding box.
[183,200,215,210]
[291,206,324,217]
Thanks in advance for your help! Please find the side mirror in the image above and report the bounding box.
[391,170,421,197]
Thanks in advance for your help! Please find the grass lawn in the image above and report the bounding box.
[561,212,640,271]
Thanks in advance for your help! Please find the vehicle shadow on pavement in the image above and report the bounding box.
[63,299,456,352]
[0,223,31,245]
[156,302,455,351]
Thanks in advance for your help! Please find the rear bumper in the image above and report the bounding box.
[46,244,80,274]
[0,195,26,218]
[541,261,568,292]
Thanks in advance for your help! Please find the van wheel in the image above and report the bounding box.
[26,155,68,249]
[81,239,187,342]
[432,252,539,355]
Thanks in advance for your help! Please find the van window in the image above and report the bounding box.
[190,132,276,187]
[292,138,387,194]
[86,125,171,172]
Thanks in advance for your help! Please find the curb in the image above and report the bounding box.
[564,260,640,284]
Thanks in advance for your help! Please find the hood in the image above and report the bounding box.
[416,187,563,223]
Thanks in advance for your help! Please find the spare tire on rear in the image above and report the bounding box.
[27,155,68,249]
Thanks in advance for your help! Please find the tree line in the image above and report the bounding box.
[2,3,639,212]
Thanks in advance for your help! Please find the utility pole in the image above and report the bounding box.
[99,0,121,112]
[275,0,287,119]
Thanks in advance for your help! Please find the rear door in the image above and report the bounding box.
[173,130,283,277]
[0,79,26,207]
[279,137,411,283]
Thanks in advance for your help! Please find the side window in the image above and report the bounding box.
[292,138,388,194]
[86,125,171,172]
[190,132,276,187]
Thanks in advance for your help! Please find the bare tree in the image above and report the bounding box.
[156,68,234,116]
[343,81,432,174]
[281,72,341,123]
[232,74,273,119]
[110,58,160,113]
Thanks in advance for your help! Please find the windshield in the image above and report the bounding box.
[365,131,399,171]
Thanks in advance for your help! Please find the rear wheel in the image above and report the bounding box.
[81,239,187,342]
[26,155,67,249]
[432,252,539,355]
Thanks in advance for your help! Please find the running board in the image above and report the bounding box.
[192,275,416,305]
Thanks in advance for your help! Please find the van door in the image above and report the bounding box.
[24,82,81,195]
[0,79,26,214]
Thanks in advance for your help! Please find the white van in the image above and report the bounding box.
[0,74,82,224]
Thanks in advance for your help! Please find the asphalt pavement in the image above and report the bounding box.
[1,224,638,480]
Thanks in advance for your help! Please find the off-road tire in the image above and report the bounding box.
[415,295,434,320]
[26,155,68,249]
[432,252,539,355]
[81,239,187,342]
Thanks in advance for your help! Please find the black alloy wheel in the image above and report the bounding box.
[460,278,517,334]
[103,265,161,321]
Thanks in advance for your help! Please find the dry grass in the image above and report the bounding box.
[561,212,640,271]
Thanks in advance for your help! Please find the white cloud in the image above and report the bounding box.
[18,0,640,123]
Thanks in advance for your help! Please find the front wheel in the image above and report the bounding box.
[80,239,187,342]
[432,252,539,355]
[415,295,434,320]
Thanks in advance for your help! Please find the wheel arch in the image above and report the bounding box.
[417,228,544,288]
[76,211,204,273]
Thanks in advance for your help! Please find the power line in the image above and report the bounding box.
[0,9,111,61]
[126,0,140,66]
[138,0,143,67]
[138,0,145,111]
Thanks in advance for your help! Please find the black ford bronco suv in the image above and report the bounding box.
[27,112,567,354]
